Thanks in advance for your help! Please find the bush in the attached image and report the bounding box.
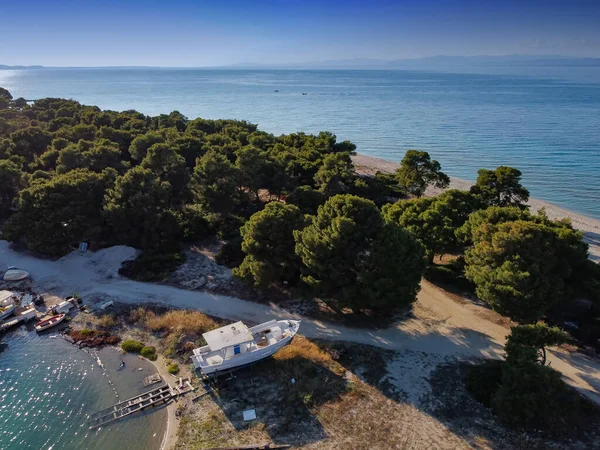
[121,339,145,353]
[80,328,93,337]
[492,363,580,430]
[215,236,245,268]
[119,247,184,281]
[96,314,117,330]
[168,363,180,374]
[173,204,210,242]
[140,346,158,361]
[465,360,504,407]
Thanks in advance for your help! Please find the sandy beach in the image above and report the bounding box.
[353,153,600,262]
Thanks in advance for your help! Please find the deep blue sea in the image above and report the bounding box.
[0,67,599,219]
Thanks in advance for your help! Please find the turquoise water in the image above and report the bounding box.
[0,67,599,219]
[0,325,166,450]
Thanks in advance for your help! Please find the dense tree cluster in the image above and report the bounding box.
[0,87,596,320]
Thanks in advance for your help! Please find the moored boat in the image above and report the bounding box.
[34,314,66,332]
[0,303,16,321]
[3,268,30,282]
[191,319,300,376]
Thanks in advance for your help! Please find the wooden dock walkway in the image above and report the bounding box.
[86,384,173,429]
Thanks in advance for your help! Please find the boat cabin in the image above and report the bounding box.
[192,319,292,372]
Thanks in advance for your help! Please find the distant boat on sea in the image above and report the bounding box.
[191,319,300,375]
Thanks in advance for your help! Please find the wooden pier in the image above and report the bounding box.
[86,384,173,429]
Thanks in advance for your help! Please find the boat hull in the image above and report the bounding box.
[200,335,295,377]
[3,270,30,281]
[0,305,16,321]
[35,314,66,332]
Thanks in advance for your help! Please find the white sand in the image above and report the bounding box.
[353,153,600,262]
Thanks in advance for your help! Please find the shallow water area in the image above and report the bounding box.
[0,325,166,450]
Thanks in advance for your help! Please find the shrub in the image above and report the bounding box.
[80,328,93,337]
[119,247,184,281]
[465,360,504,407]
[96,314,117,330]
[492,363,580,430]
[168,363,180,374]
[140,346,158,361]
[215,235,245,268]
[121,339,145,353]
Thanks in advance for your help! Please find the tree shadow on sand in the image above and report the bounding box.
[206,337,347,446]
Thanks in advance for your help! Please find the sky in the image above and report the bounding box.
[1,0,599,67]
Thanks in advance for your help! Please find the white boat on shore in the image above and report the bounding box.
[3,268,30,282]
[191,319,300,376]
[34,314,66,332]
[0,303,16,321]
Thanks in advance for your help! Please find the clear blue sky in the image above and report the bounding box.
[1,0,599,67]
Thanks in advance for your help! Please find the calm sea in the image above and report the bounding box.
[0,67,599,219]
[0,326,166,450]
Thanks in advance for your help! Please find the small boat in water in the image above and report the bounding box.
[35,313,66,332]
[3,268,30,281]
[0,303,16,321]
[191,319,300,376]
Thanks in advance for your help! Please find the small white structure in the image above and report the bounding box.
[191,319,300,375]
[53,301,74,314]
[99,300,114,310]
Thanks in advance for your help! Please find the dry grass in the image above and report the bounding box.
[145,310,218,334]
[176,338,472,450]
[96,314,117,329]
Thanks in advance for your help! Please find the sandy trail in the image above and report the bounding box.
[1,240,599,405]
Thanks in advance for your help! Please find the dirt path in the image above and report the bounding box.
[2,241,599,405]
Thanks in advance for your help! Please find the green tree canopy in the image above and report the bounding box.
[464,220,588,323]
[129,131,165,161]
[3,169,115,255]
[192,150,242,216]
[0,87,13,101]
[10,126,53,163]
[286,185,325,215]
[103,166,172,248]
[470,166,530,208]
[314,152,355,197]
[395,150,449,197]
[504,323,569,366]
[294,194,425,310]
[383,189,479,261]
[234,202,307,287]
[140,143,188,202]
[0,159,24,216]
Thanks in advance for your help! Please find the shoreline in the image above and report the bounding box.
[352,153,600,262]
[152,355,180,450]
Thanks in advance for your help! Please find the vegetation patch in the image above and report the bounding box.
[121,339,145,353]
[167,362,180,374]
[140,345,158,361]
[119,247,185,282]
[69,328,120,347]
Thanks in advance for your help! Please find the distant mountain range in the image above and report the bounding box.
[226,55,600,69]
[2,55,600,70]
